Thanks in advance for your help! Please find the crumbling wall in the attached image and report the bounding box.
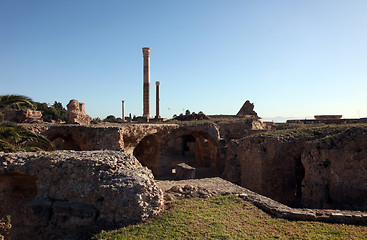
[0,151,163,240]
[225,125,367,210]
[236,100,258,117]
[236,136,306,207]
[302,127,367,210]
[67,99,91,125]
[4,109,42,123]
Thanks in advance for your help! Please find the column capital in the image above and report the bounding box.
[156,81,160,86]
[142,47,151,57]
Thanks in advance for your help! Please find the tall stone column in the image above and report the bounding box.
[155,81,160,119]
[142,47,151,118]
[122,100,125,122]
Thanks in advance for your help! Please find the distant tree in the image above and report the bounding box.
[185,110,190,115]
[192,112,196,115]
[35,102,67,122]
[172,114,177,118]
[52,101,63,109]
[103,115,117,123]
[198,111,204,115]
[91,117,102,122]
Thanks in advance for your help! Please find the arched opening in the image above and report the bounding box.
[49,133,88,151]
[159,131,222,179]
[133,134,160,176]
[132,130,223,180]
[294,157,305,208]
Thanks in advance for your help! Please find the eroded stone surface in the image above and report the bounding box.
[236,100,258,117]
[67,99,91,125]
[4,109,42,123]
[227,125,367,211]
[0,150,163,240]
[302,127,367,210]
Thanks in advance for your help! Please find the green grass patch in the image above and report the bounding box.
[93,195,367,240]
[246,123,367,140]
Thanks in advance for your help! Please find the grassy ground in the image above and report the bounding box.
[93,195,367,240]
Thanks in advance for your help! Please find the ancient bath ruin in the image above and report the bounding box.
[1,48,367,239]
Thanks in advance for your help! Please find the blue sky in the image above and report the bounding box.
[1,1,367,122]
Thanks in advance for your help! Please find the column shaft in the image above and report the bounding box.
[142,47,151,118]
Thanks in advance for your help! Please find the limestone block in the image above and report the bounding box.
[175,163,196,180]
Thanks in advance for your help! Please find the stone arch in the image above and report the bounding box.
[159,129,222,179]
[47,132,89,151]
[167,130,224,175]
[133,133,161,176]
[132,129,223,179]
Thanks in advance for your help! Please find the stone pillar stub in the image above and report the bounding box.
[156,81,160,119]
[143,47,151,118]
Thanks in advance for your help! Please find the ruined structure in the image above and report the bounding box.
[156,81,160,119]
[236,100,258,117]
[122,100,125,122]
[314,115,342,120]
[142,47,151,119]
[302,127,367,210]
[23,118,265,179]
[66,99,91,125]
[20,117,367,213]
[225,125,367,211]
[0,150,163,239]
[3,109,42,123]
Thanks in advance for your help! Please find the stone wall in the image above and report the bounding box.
[0,151,163,240]
[3,109,42,123]
[226,124,367,210]
[302,127,367,210]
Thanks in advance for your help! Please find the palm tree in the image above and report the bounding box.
[0,122,51,152]
[0,95,34,110]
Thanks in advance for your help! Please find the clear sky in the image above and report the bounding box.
[1,0,367,122]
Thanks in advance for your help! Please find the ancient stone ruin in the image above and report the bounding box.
[0,150,163,239]
[3,109,42,123]
[2,106,367,238]
[236,100,258,117]
[66,99,91,125]
[224,125,367,211]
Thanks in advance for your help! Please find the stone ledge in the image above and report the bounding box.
[157,177,367,226]
[238,190,367,225]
